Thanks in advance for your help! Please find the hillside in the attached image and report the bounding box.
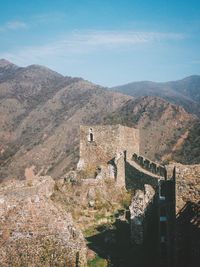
[104,96,198,163]
[0,59,131,180]
[111,75,200,117]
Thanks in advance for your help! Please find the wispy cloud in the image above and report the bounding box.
[0,20,28,32]
[70,31,185,46]
[0,30,186,66]
[191,59,200,64]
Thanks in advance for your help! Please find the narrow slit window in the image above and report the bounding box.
[88,128,94,142]
[89,132,93,142]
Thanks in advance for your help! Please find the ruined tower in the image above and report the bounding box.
[77,124,139,186]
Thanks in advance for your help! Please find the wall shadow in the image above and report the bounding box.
[86,205,159,267]
[176,201,200,267]
[125,161,158,191]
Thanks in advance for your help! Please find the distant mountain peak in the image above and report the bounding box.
[0,58,15,67]
[27,64,52,70]
[24,64,64,78]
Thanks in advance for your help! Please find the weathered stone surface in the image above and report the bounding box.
[169,163,200,267]
[167,163,200,212]
[79,124,139,168]
[129,184,155,244]
[0,175,87,267]
[114,152,126,187]
[77,124,140,188]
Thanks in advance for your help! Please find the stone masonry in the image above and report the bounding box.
[77,124,139,187]
[78,124,139,167]
[129,184,155,244]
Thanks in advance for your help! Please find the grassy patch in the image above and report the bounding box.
[83,227,98,238]
[87,255,107,267]
[120,191,132,209]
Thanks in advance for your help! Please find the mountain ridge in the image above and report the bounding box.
[111,75,200,116]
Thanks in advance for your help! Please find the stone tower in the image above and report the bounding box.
[77,124,139,186]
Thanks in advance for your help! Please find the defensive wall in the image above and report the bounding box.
[132,153,167,179]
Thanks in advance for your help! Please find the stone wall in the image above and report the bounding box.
[118,125,140,159]
[114,152,126,187]
[132,153,167,178]
[125,161,160,191]
[129,184,155,244]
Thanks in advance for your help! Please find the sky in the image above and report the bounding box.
[0,0,199,86]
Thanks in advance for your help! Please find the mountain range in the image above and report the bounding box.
[112,75,200,117]
[0,59,199,180]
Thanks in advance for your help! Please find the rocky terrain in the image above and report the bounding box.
[52,172,131,232]
[112,75,200,117]
[0,167,87,267]
[0,165,133,266]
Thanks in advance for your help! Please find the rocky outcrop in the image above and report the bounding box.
[0,174,87,267]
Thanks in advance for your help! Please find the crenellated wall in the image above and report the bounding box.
[132,153,167,179]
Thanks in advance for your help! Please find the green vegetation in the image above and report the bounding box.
[88,255,107,267]
[83,226,98,238]
[120,191,132,208]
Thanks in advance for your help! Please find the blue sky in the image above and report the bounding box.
[0,0,199,86]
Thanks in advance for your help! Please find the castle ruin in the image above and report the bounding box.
[77,124,176,267]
